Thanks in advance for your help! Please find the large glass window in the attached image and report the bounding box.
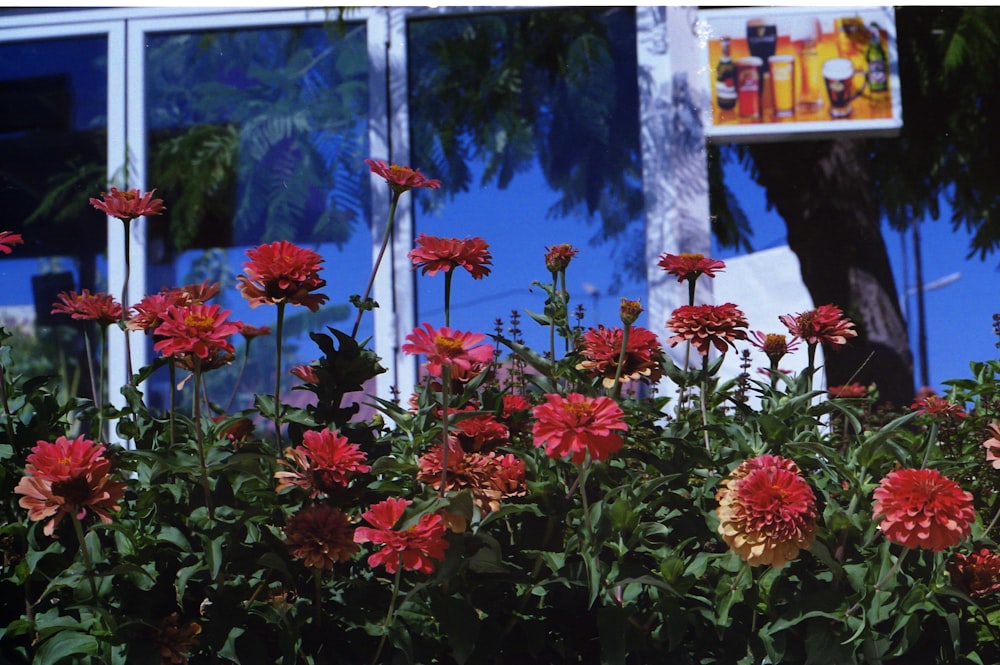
[0,34,108,399]
[142,20,370,410]
[407,8,647,354]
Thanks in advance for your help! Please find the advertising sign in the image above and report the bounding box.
[699,6,902,143]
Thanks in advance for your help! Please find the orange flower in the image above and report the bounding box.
[828,383,868,398]
[237,240,328,312]
[51,289,123,328]
[666,303,748,356]
[152,613,201,665]
[366,158,441,194]
[658,252,725,283]
[780,304,857,348]
[873,468,975,551]
[454,412,510,453]
[949,548,1000,598]
[153,303,241,361]
[983,423,1000,470]
[402,323,494,379]
[239,323,271,341]
[274,429,370,497]
[544,243,579,273]
[576,325,665,389]
[353,497,450,574]
[0,231,24,254]
[89,187,165,221]
[532,392,627,464]
[417,440,526,514]
[911,394,967,420]
[408,234,492,280]
[14,435,127,537]
[716,454,817,568]
[284,504,359,570]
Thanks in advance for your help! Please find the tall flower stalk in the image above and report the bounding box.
[408,233,492,330]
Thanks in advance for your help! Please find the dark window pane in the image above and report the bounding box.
[408,8,646,352]
[144,22,370,410]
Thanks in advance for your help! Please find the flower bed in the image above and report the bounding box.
[0,161,999,664]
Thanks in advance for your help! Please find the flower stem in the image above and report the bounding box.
[443,270,454,329]
[549,273,558,362]
[169,363,177,449]
[121,219,134,386]
[439,365,451,498]
[273,301,286,451]
[225,338,253,413]
[0,356,14,450]
[611,325,631,399]
[352,192,400,339]
[701,354,711,451]
[192,361,215,521]
[370,556,404,665]
[577,458,596,549]
[312,568,323,631]
[72,514,100,600]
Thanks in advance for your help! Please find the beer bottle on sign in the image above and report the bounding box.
[866,24,888,101]
[716,37,738,110]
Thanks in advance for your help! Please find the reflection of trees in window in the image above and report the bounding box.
[408,9,645,283]
[145,22,370,261]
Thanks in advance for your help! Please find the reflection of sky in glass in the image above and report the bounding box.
[414,159,648,354]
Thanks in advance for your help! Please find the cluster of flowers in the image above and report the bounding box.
[6,158,1000,658]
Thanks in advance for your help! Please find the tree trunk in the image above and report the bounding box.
[747,139,914,409]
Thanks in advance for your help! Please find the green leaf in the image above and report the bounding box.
[431,595,480,665]
[34,631,99,663]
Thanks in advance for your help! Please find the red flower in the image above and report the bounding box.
[237,240,328,312]
[290,364,320,384]
[126,291,188,333]
[658,252,725,283]
[780,304,857,348]
[911,394,967,420]
[532,392,628,464]
[366,158,441,194]
[455,412,510,453]
[666,303,748,356]
[544,243,579,273]
[402,323,494,379]
[828,383,869,398]
[284,504,359,570]
[949,548,1000,598]
[873,468,975,551]
[748,331,801,364]
[408,234,492,280]
[89,187,165,221]
[175,281,221,305]
[715,454,818,568]
[0,231,24,254]
[14,435,127,537]
[153,303,241,361]
[239,323,272,341]
[51,290,123,327]
[353,497,450,574]
[501,394,532,419]
[274,429,370,497]
[417,440,526,514]
[983,423,1000,470]
[576,325,665,389]
[152,613,201,665]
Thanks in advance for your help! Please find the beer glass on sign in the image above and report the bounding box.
[736,57,762,119]
[791,17,823,111]
[823,57,866,118]
[746,18,777,77]
[770,55,795,118]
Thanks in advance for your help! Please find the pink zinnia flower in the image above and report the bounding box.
[983,423,1000,470]
[284,504,359,570]
[126,291,188,333]
[666,303,748,356]
[290,364,320,384]
[237,240,328,312]
[90,187,165,221]
[748,331,801,364]
[402,323,494,378]
[274,429,370,497]
[408,234,492,280]
[417,440,526,514]
[153,303,241,361]
[532,392,628,464]
[658,252,725,283]
[544,244,579,273]
[949,548,1000,598]
[366,158,441,194]
[14,435,127,537]
[455,413,510,453]
[576,325,665,389]
[353,497,450,574]
[0,231,24,254]
[872,468,975,551]
[239,323,271,341]
[51,290,123,328]
[715,454,817,568]
[780,304,857,348]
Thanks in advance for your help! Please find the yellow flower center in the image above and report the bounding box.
[184,313,215,331]
[434,336,465,355]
